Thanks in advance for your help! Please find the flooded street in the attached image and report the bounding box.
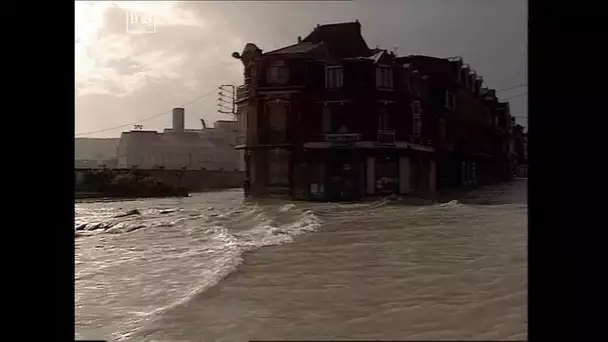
[76,180,527,341]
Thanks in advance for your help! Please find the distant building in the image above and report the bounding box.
[512,123,527,178]
[74,137,120,167]
[74,158,117,169]
[116,108,240,170]
[75,159,99,169]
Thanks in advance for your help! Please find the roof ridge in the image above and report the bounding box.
[316,21,360,28]
[263,41,321,56]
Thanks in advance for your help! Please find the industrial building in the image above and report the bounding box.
[117,108,240,171]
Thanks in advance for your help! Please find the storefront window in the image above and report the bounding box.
[309,163,326,199]
[375,156,399,194]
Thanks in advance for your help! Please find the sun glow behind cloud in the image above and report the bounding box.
[75,0,526,137]
[75,1,206,97]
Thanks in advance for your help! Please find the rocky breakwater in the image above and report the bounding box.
[75,169,189,199]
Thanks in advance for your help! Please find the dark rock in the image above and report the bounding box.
[86,223,101,231]
[115,209,141,218]
[124,224,146,233]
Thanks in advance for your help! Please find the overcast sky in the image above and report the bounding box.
[75,0,527,138]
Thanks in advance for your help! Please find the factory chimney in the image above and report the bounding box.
[172,108,185,133]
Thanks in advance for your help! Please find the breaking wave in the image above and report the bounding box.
[75,198,322,341]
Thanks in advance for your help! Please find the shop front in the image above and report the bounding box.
[302,149,363,202]
[374,155,399,195]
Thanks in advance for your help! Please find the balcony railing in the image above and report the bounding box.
[407,135,432,146]
[377,130,396,145]
[236,84,251,102]
[323,133,362,142]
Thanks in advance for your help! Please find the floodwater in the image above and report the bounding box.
[75,180,527,341]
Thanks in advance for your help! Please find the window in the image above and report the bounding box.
[322,106,332,133]
[411,100,422,137]
[403,64,411,91]
[309,163,326,198]
[325,66,344,89]
[268,103,287,143]
[376,66,393,89]
[266,61,289,84]
[445,91,456,110]
[461,66,469,87]
[474,79,482,95]
[410,70,420,96]
[269,104,287,130]
[378,107,390,130]
[439,119,447,141]
[269,149,289,186]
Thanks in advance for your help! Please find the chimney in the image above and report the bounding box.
[172,108,185,133]
[297,36,302,43]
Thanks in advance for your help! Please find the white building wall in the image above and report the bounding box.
[116,121,240,170]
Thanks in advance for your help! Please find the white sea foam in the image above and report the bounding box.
[76,198,323,342]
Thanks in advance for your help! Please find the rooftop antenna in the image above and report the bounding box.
[218,84,236,120]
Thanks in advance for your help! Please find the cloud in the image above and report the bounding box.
[75,2,209,97]
[75,1,246,136]
[75,0,527,137]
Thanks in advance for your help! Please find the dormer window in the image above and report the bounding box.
[445,91,456,110]
[461,65,469,86]
[266,61,289,84]
[410,70,420,97]
[376,66,393,89]
[325,66,344,89]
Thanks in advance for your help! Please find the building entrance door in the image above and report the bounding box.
[328,158,359,201]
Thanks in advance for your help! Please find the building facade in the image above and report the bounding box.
[512,123,528,178]
[233,21,514,201]
[74,138,120,169]
[117,108,240,171]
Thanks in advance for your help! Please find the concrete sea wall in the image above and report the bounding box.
[75,168,245,193]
